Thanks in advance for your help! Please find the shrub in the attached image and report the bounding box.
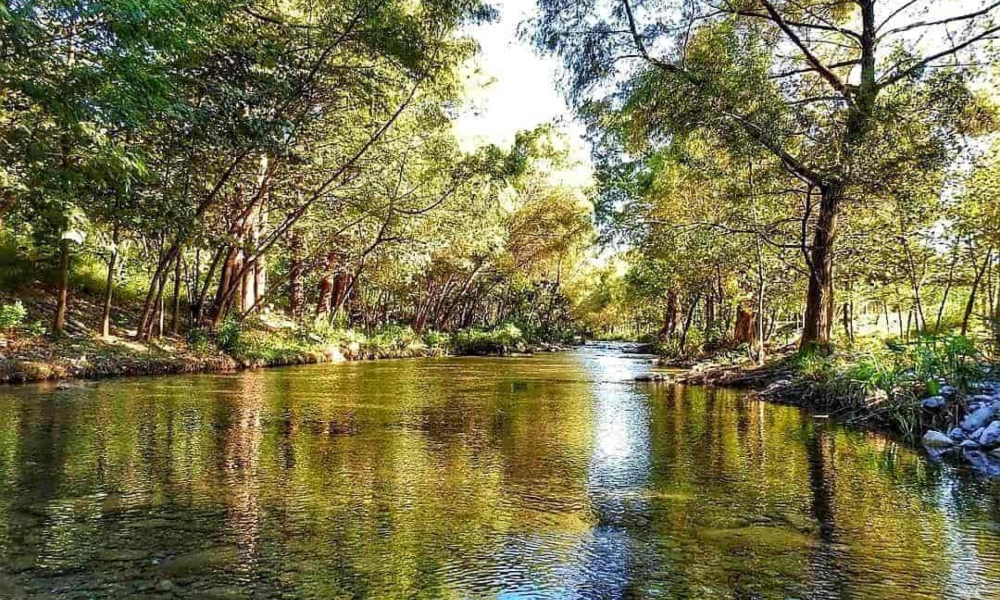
[791,333,987,436]
[215,319,245,355]
[186,328,210,353]
[421,329,449,349]
[452,324,523,356]
[0,300,27,331]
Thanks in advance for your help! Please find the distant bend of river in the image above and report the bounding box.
[0,343,997,599]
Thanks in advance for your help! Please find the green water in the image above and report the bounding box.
[0,345,997,599]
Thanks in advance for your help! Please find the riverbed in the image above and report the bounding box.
[0,344,997,598]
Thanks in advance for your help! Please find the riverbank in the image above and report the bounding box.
[0,319,570,385]
[667,340,1000,476]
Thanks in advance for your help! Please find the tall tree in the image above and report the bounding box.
[532,0,997,349]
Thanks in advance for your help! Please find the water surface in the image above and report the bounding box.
[0,345,997,599]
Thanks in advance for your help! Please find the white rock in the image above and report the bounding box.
[921,396,946,409]
[922,430,955,448]
[961,405,995,432]
[949,427,966,441]
[979,421,1000,448]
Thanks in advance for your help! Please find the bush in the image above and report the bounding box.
[215,319,245,355]
[186,327,210,353]
[0,300,27,331]
[791,333,986,436]
[421,329,449,349]
[452,324,523,356]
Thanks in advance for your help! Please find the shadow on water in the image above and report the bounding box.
[0,344,997,599]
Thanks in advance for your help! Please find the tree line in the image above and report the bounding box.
[0,0,595,342]
[534,0,1000,355]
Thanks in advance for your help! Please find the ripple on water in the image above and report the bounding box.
[0,345,997,599]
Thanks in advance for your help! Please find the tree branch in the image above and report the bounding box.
[879,1,1000,38]
[880,24,1000,87]
[758,0,854,104]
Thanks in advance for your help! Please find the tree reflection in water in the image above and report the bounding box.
[0,346,997,599]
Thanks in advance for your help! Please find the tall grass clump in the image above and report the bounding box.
[792,333,985,436]
[451,323,524,356]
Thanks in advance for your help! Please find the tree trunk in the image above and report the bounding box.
[733,304,757,346]
[136,241,180,339]
[658,291,679,339]
[679,292,701,355]
[316,251,338,318]
[288,231,304,320]
[962,248,993,336]
[841,302,852,344]
[170,251,182,334]
[101,227,120,338]
[704,289,715,340]
[936,249,959,331]
[193,247,224,326]
[52,237,71,337]
[800,183,840,352]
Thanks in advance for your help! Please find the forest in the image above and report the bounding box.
[1,0,1000,391]
[0,0,602,372]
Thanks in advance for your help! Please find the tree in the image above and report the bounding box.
[532,0,998,349]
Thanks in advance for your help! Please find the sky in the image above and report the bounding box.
[452,0,589,158]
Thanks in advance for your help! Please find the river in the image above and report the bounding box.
[0,344,997,599]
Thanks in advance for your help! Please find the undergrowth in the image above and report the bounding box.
[792,334,986,436]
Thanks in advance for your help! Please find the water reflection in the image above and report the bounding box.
[0,346,996,599]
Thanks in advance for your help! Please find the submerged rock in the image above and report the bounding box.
[160,546,238,576]
[97,549,151,562]
[635,373,668,382]
[922,430,954,448]
[963,450,1000,477]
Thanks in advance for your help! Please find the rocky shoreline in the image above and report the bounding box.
[637,355,1000,478]
[920,382,1000,477]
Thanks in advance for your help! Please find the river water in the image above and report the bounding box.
[0,345,997,599]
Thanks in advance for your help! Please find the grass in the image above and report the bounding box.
[212,319,528,367]
[789,333,987,436]
[451,323,525,356]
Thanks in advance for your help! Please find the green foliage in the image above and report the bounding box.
[791,334,986,435]
[452,324,523,356]
[421,330,450,349]
[186,328,210,353]
[0,301,27,330]
[215,319,245,356]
